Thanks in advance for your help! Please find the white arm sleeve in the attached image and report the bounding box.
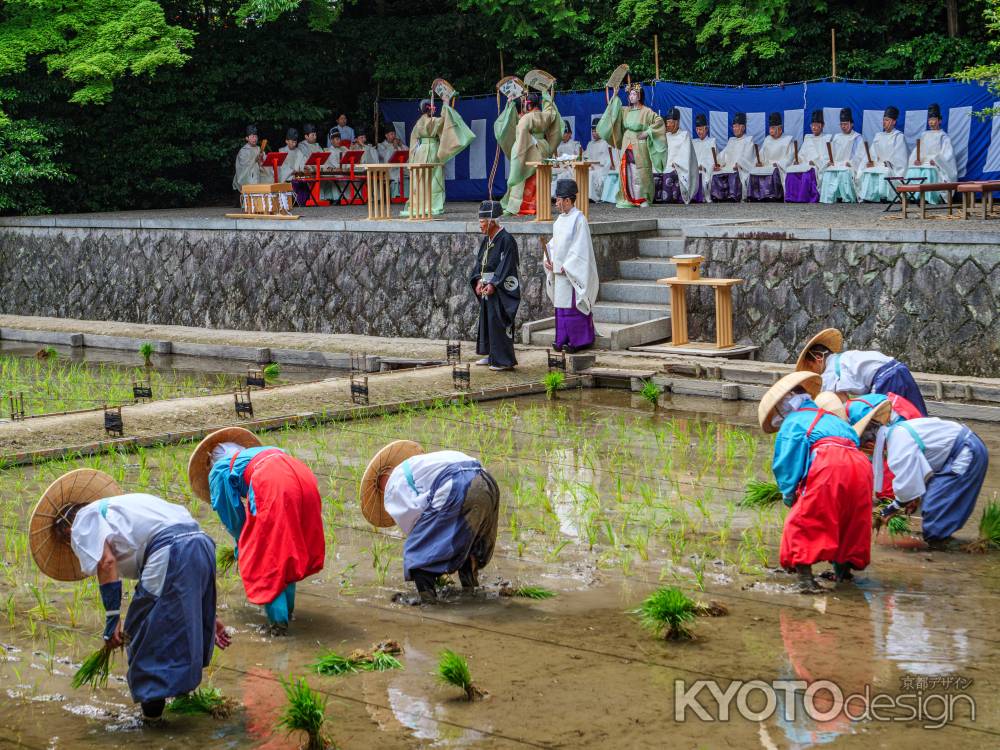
[70,506,115,577]
[887,431,934,503]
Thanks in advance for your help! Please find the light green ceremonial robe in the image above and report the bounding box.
[401,104,475,217]
[597,99,666,207]
[494,94,563,215]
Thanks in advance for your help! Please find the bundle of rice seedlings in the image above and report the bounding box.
[965,500,1000,553]
[168,687,236,719]
[508,585,556,599]
[436,649,485,701]
[542,371,565,399]
[367,651,403,671]
[639,379,661,407]
[216,545,237,575]
[276,677,328,750]
[632,587,698,640]
[139,342,154,367]
[312,651,360,676]
[263,363,281,382]
[887,515,910,537]
[741,480,782,508]
[71,644,119,689]
[313,640,404,676]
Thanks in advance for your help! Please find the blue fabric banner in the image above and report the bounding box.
[380,79,1000,202]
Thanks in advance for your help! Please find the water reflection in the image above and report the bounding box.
[545,447,597,539]
[864,590,969,677]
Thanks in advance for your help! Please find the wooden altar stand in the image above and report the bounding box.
[528,160,597,221]
[364,162,441,220]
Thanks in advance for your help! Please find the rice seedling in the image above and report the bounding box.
[964,499,1000,553]
[276,677,329,750]
[631,587,698,641]
[741,480,782,508]
[139,343,154,367]
[71,644,121,689]
[312,651,360,676]
[263,362,282,383]
[500,584,557,599]
[887,515,910,536]
[436,649,485,701]
[639,379,661,407]
[542,370,565,399]
[168,687,236,719]
[367,651,403,671]
[216,545,237,575]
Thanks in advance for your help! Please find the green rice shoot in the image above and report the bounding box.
[513,585,556,599]
[263,362,281,382]
[886,515,910,536]
[741,480,782,508]
[437,649,482,700]
[542,371,565,398]
[71,644,117,689]
[639,379,661,406]
[978,500,1000,549]
[216,544,237,575]
[276,677,328,750]
[632,587,698,640]
[167,687,235,718]
[312,650,361,676]
[139,342,154,365]
[367,651,403,671]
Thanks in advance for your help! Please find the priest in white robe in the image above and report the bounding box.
[819,108,863,203]
[296,124,322,159]
[351,132,380,164]
[584,119,614,202]
[551,122,583,197]
[543,179,599,353]
[377,129,408,198]
[278,128,306,183]
[785,110,829,203]
[657,107,700,204]
[691,113,716,203]
[857,106,909,202]
[233,125,268,193]
[905,103,957,204]
[712,113,754,201]
[747,112,793,202]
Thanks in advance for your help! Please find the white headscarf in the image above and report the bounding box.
[771,391,811,430]
[211,441,244,463]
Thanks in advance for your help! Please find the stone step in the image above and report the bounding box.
[592,301,670,324]
[598,279,667,305]
[618,258,676,281]
[638,237,686,257]
[527,316,671,350]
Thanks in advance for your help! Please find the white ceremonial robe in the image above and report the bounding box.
[692,135,717,202]
[552,139,583,195]
[786,134,830,175]
[664,129,700,203]
[545,206,599,315]
[377,140,408,196]
[377,140,405,163]
[821,349,894,396]
[384,450,477,534]
[857,129,909,201]
[584,137,614,199]
[907,129,957,183]
[750,135,793,178]
[882,418,965,503]
[717,135,756,195]
[233,144,267,190]
[278,145,306,182]
[352,144,379,165]
[297,141,322,161]
[819,131,863,203]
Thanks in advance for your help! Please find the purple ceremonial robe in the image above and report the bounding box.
[747,169,784,202]
[554,291,595,350]
[653,172,683,204]
[289,179,312,207]
[710,172,741,202]
[690,174,705,203]
[784,170,819,203]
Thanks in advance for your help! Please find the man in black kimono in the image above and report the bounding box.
[471,200,520,371]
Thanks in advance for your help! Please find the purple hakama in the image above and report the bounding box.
[710,172,741,202]
[653,172,683,204]
[290,180,312,207]
[784,170,820,203]
[690,175,705,203]
[554,291,595,351]
[747,169,784,202]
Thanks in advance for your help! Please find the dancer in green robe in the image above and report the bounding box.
[494,91,563,216]
[400,97,475,217]
[597,84,666,207]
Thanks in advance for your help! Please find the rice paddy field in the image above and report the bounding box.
[2,389,999,749]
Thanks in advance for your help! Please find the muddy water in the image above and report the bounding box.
[1,390,998,749]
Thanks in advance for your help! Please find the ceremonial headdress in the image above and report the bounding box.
[563,121,573,134]
[733,112,747,125]
[810,109,824,124]
[884,105,899,121]
[246,124,258,136]
[286,127,299,141]
[695,113,708,127]
[555,179,578,198]
[329,127,341,139]
[927,102,942,119]
[795,327,844,372]
[665,106,680,121]
[839,107,854,123]
[188,427,262,503]
[30,469,122,581]
[419,98,433,114]
[303,123,317,135]
[591,115,601,129]
[360,441,425,527]
[768,112,782,127]
[758,372,822,434]
[479,200,503,219]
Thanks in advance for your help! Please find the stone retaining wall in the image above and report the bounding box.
[0,224,639,340]
[685,231,1000,377]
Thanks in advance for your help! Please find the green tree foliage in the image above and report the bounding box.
[955,0,1000,116]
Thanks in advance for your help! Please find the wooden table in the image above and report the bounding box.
[361,162,441,221]
[656,276,743,351]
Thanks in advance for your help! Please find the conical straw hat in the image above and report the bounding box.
[795,328,844,372]
[757,372,822,434]
[188,427,262,503]
[814,391,848,421]
[853,400,892,439]
[30,469,122,581]
[360,440,424,528]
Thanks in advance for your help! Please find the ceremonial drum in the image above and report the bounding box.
[240,182,296,215]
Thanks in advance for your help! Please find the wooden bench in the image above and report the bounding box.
[894,181,959,219]
[957,180,1000,220]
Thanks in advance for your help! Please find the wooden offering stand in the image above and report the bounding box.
[528,160,597,221]
[363,162,441,221]
[657,255,744,354]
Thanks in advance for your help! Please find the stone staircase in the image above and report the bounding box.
[523,229,682,350]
